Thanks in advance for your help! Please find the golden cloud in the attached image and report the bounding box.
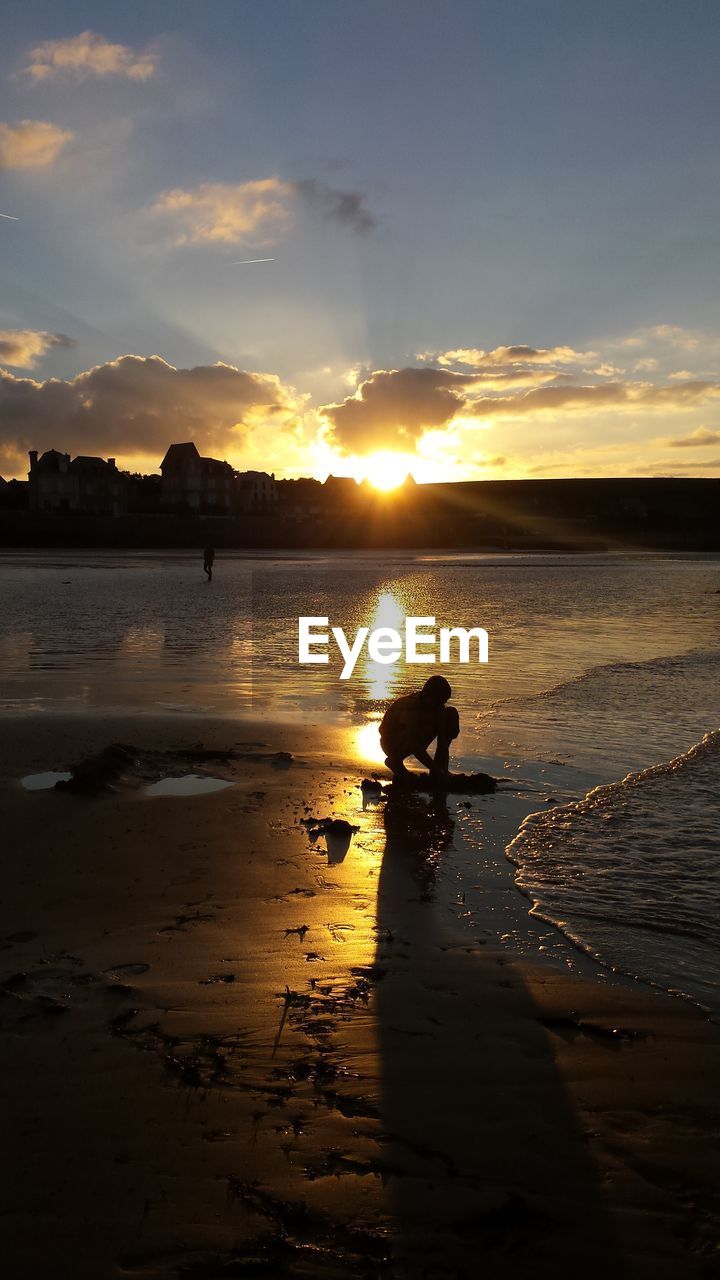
[149,179,294,247]
[0,329,75,368]
[0,120,73,168]
[435,344,597,368]
[465,380,720,419]
[0,355,304,476]
[148,177,376,247]
[24,30,157,82]
[322,362,720,455]
[661,426,720,449]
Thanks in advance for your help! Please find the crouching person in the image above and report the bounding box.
[379,675,460,782]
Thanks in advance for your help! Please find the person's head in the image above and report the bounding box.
[420,674,452,706]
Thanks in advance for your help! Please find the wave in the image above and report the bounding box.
[482,647,720,777]
[507,731,720,1015]
[484,646,720,715]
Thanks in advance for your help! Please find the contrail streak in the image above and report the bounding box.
[0,213,19,220]
[232,257,275,264]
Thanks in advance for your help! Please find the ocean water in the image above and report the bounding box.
[508,728,720,1015]
[1,549,719,1012]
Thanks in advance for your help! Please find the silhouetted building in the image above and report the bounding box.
[28,450,127,516]
[0,478,29,510]
[323,475,361,508]
[236,469,278,513]
[277,476,323,515]
[160,442,234,513]
[126,472,162,515]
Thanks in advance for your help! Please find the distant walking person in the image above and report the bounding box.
[203,545,215,581]
[380,675,460,782]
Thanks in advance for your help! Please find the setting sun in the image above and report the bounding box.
[363,452,414,491]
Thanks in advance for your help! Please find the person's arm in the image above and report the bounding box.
[429,750,451,780]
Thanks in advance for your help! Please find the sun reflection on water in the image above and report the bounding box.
[353,719,386,766]
[358,589,406,702]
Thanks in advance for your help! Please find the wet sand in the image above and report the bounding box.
[1,714,719,1279]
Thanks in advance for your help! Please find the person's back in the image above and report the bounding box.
[380,690,439,753]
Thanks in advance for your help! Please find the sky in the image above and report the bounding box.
[1,0,720,486]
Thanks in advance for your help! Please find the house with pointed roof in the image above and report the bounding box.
[160,442,234,513]
[236,469,278,513]
[28,450,127,516]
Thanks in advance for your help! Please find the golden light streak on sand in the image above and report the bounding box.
[352,719,386,766]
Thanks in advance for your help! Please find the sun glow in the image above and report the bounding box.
[362,452,415,491]
[353,720,386,766]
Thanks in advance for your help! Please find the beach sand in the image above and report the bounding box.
[1,714,719,1279]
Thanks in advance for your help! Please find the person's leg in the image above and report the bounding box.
[433,706,460,775]
[384,754,413,780]
[381,733,413,780]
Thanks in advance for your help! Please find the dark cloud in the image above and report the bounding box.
[322,367,471,450]
[295,179,376,233]
[0,354,301,472]
[322,361,720,456]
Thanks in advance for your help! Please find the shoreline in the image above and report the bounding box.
[2,711,719,1276]
[3,709,710,1006]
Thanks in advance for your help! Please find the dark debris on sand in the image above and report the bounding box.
[361,772,497,798]
[51,742,294,794]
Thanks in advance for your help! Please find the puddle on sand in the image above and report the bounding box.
[146,774,233,797]
[21,771,73,791]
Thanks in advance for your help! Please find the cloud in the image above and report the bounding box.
[470,368,568,389]
[0,329,75,368]
[149,178,294,247]
[616,324,701,352]
[322,357,720,455]
[0,355,303,474]
[608,325,720,383]
[646,324,700,350]
[633,457,720,474]
[321,367,473,451]
[148,176,376,247]
[23,30,157,82]
[464,379,720,420]
[0,120,73,168]
[294,179,376,233]
[435,344,596,368]
[661,426,720,449]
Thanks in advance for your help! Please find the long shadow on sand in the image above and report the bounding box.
[374,789,622,1279]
